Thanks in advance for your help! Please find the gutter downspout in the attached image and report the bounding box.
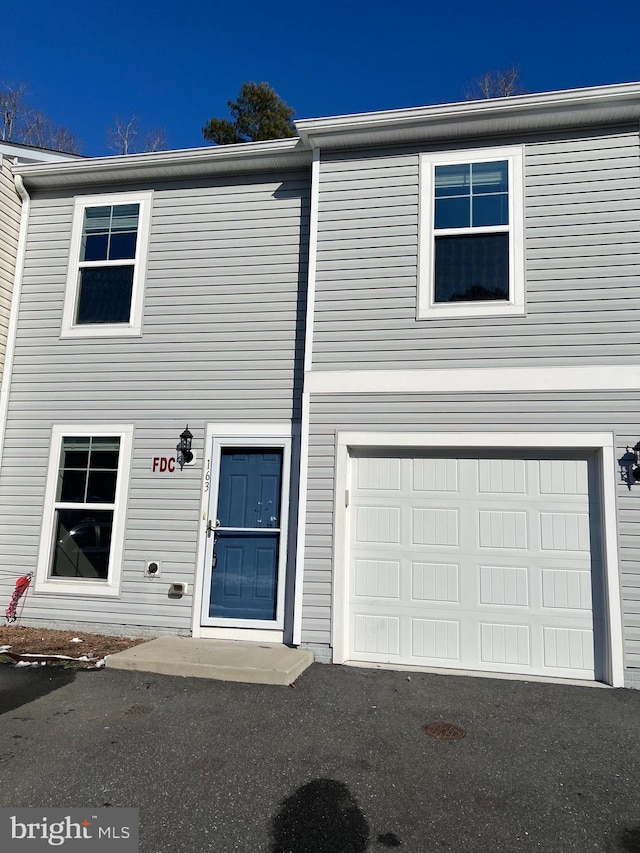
[0,173,30,471]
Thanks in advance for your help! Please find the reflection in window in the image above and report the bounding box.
[433,159,510,305]
[76,203,139,325]
[50,436,120,579]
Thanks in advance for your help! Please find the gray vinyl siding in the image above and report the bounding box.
[0,170,309,632]
[0,159,20,374]
[312,127,640,370]
[302,392,640,674]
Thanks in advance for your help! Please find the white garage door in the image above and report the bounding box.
[348,452,599,680]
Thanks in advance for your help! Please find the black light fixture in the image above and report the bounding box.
[632,441,640,482]
[176,425,193,471]
[620,442,640,488]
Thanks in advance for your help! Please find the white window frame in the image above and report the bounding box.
[35,424,134,596]
[61,191,153,338]
[418,146,525,320]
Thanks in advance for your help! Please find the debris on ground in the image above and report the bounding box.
[0,626,147,669]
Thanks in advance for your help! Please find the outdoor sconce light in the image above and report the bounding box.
[176,425,193,471]
[620,441,640,487]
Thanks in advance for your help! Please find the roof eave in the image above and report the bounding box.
[296,82,640,149]
[14,137,311,190]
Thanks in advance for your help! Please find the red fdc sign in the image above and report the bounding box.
[151,456,176,474]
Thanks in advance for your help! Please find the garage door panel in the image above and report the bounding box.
[479,564,530,607]
[480,622,531,666]
[412,561,460,603]
[538,458,589,496]
[412,457,460,492]
[354,558,401,599]
[347,451,598,680]
[539,511,590,552]
[412,617,460,660]
[478,510,529,550]
[541,567,592,610]
[477,458,528,494]
[542,626,594,671]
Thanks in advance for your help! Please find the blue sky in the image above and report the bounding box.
[1,0,638,156]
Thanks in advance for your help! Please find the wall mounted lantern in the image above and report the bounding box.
[620,441,640,487]
[176,425,193,471]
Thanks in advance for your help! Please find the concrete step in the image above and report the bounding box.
[105,636,314,685]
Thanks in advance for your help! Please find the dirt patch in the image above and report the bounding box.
[0,625,147,662]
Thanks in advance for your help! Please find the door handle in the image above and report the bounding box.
[206,519,221,539]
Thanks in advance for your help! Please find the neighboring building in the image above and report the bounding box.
[1,83,640,688]
[0,141,80,377]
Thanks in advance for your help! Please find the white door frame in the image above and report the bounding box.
[192,422,292,641]
[332,431,624,687]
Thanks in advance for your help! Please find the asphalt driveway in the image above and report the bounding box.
[0,663,639,852]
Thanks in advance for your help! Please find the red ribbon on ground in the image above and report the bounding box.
[5,574,32,623]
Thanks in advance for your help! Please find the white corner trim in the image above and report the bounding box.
[0,174,29,474]
[600,442,625,687]
[304,149,320,373]
[331,430,623,686]
[306,365,640,396]
[292,392,311,645]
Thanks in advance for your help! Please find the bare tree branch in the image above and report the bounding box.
[106,115,167,154]
[143,127,167,152]
[0,82,29,141]
[106,114,139,155]
[0,81,81,152]
[465,66,527,100]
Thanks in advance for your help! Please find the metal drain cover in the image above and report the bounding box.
[422,721,466,740]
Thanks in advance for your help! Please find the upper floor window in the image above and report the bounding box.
[62,191,152,337]
[418,146,524,320]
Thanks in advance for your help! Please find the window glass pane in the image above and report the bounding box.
[83,206,112,234]
[434,164,471,197]
[81,233,109,262]
[435,196,471,229]
[87,471,118,503]
[58,470,86,503]
[90,450,120,469]
[473,194,509,227]
[50,509,113,579]
[434,233,509,303]
[109,231,137,260]
[76,266,134,324]
[472,161,508,194]
[60,437,90,468]
[110,204,139,231]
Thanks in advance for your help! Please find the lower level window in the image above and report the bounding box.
[49,436,120,581]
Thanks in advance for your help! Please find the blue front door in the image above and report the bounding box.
[208,449,283,621]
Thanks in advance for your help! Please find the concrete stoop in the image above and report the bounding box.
[105,636,314,685]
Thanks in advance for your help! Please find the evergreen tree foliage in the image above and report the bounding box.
[203,82,296,145]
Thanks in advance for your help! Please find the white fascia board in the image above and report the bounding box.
[306,365,640,396]
[296,81,640,149]
[14,137,311,190]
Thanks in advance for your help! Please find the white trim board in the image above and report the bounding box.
[191,422,293,639]
[306,365,640,395]
[331,430,624,688]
